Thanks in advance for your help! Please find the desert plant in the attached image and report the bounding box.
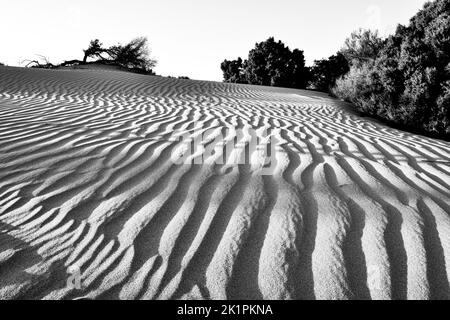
[221,37,310,89]
[245,38,309,88]
[340,29,385,67]
[310,52,349,92]
[106,37,156,72]
[83,39,107,63]
[333,0,450,139]
[221,57,247,83]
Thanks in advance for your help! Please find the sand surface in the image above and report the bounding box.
[0,66,450,300]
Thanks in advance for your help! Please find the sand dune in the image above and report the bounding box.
[0,66,449,300]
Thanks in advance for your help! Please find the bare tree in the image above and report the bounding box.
[21,55,55,69]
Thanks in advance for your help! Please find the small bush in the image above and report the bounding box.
[221,57,247,84]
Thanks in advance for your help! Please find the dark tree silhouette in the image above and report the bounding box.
[288,48,311,89]
[107,37,156,72]
[23,37,157,75]
[83,39,107,63]
[340,29,384,67]
[310,52,349,92]
[221,57,247,83]
[221,37,310,89]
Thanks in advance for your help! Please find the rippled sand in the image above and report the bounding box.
[0,66,449,300]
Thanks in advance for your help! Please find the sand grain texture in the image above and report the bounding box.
[0,66,449,300]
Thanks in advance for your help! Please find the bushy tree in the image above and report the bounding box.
[83,39,107,63]
[221,37,310,89]
[245,38,309,88]
[340,29,385,67]
[310,52,349,92]
[80,37,157,73]
[221,57,247,83]
[333,0,450,139]
[107,37,156,72]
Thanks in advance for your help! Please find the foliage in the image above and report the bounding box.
[83,39,107,63]
[309,30,381,93]
[221,57,247,84]
[22,55,55,69]
[221,37,310,89]
[106,37,156,72]
[23,37,157,74]
[333,0,450,139]
[310,52,349,92]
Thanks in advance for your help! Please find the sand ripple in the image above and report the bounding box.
[0,66,449,300]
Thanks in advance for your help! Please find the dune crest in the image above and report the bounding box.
[0,66,449,300]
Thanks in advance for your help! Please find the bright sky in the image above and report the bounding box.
[1,0,429,81]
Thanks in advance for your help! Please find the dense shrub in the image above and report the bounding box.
[309,30,380,92]
[107,37,156,72]
[23,37,157,74]
[340,29,385,67]
[221,57,247,84]
[221,37,310,89]
[83,39,107,63]
[333,0,450,139]
[310,53,349,92]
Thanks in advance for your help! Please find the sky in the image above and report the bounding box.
[1,0,430,81]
